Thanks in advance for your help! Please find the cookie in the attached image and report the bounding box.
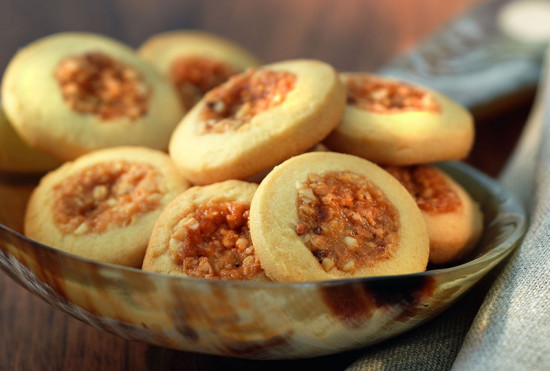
[324,73,474,165]
[249,152,429,281]
[1,32,184,161]
[138,30,260,110]
[384,165,484,264]
[143,180,269,281]
[0,103,60,173]
[169,59,346,185]
[245,142,330,183]
[24,147,190,267]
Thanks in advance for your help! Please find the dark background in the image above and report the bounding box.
[0,0,479,73]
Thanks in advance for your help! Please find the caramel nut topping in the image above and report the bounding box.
[344,75,440,114]
[169,201,263,280]
[295,171,400,273]
[53,160,162,235]
[54,52,151,120]
[384,166,461,214]
[199,69,296,134]
[170,55,238,110]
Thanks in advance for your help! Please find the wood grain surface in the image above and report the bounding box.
[1,0,525,370]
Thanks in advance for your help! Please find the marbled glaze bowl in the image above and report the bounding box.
[0,162,527,359]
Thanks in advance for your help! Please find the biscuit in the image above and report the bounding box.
[143,180,269,281]
[0,103,60,173]
[249,152,429,281]
[169,59,346,185]
[245,142,330,184]
[138,30,260,110]
[24,147,190,267]
[384,165,484,264]
[1,32,184,161]
[324,73,474,165]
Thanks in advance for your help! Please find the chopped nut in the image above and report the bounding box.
[54,52,150,120]
[198,257,213,273]
[199,69,296,134]
[213,101,225,113]
[321,258,335,272]
[384,165,461,214]
[295,171,400,273]
[344,236,358,247]
[342,260,356,272]
[344,75,440,114]
[235,237,249,251]
[298,187,315,200]
[53,161,161,235]
[242,255,255,266]
[92,185,109,201]
[170,201,263,280]
[73,222,89,235]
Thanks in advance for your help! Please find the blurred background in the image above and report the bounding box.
[0,0,480,73]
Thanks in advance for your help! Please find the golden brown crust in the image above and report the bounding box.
[385,165,483,264]
[324,73,474,166]
[169,59,346,185]
[143,180,269,281]
[24,147,190,267]
[1,32,184,161]
[249,152,429,281]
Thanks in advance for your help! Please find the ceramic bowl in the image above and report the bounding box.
[0,161,527,359]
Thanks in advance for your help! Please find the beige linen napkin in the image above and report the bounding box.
[451,47,550,370]
[347,48,550,371]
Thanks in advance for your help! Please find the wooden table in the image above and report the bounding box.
[2,0,528,369]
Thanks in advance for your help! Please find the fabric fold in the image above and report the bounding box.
[452,47,550,370]
[348,48,550,371]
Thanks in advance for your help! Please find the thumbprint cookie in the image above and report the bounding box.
[249,152,429,282]
[324,73,474,165]
[169,59,346,185]
[1,32,184,161]
[142,180,269,281]
[384,165,483,265]
[0,104,60,173]
[138,30,260,110]
[24,147,190,267]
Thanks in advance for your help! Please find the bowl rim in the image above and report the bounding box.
[0,160,528,289]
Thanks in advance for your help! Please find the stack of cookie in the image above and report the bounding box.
[324,73,483,265]
[1,31,258,268]
[0,31,483,281]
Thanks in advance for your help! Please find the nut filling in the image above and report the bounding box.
[384,166,461,214]
[170,55,238,110]
[54,52,151,120]
[169,201,263,280]
[344,75,440,114]
[199,69,296,134]
[53,161,162,235]
[295,171,400,273]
